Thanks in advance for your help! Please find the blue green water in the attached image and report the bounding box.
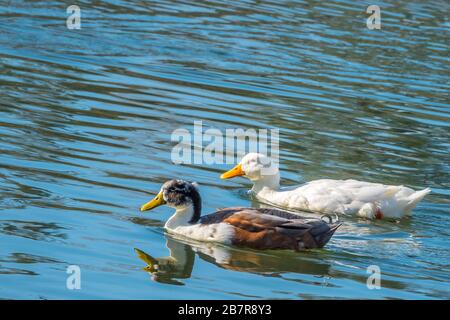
[0,0,449,299]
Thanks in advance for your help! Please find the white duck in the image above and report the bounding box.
[220,153,431,220]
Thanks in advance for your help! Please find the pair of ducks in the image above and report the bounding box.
[140,153,430,251]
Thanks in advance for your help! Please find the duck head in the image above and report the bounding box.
[220,153,280,189]
[140,179,202,224]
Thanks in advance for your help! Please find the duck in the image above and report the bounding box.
[140,179,340,251]
[220,153,431,220]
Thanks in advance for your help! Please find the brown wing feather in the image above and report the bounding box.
[200,208,339,250]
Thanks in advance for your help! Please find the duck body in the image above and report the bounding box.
[141,180,339,251]
[253,179,431,219]
[221,153,431,220]
[170,207,339,250]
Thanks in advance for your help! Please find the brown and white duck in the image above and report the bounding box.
[140,179,340,251]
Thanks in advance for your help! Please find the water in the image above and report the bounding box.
[0,0,449,299]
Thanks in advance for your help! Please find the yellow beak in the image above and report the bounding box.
[220,163,245,179]
[140,191,166,212]
[134,248,159,273]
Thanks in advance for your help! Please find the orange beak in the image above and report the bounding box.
[220,163,245,179]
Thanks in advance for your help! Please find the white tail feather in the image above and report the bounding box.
[404,188,431,213]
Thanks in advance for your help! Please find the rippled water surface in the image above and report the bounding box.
[1,0,449,299]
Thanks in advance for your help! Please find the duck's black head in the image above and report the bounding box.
[141,179,202,223]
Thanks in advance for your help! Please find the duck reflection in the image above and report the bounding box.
[135,237,195,285]
[135,235,332,286]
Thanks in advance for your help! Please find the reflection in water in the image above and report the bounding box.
[0,220,66,241]
[0,252,60,264]
[135,238,195,286]
[0,253,61,277]
[0,267,38,276]
[135,235,331,286]
[0,252,61,276]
